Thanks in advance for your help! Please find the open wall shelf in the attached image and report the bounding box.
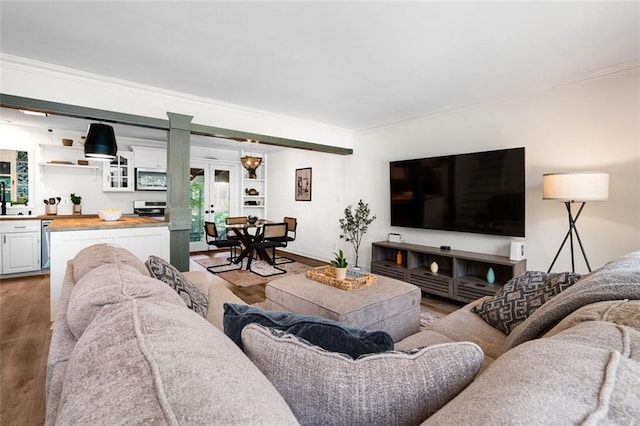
[371,241,526,303]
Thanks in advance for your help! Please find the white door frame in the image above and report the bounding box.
[189,159,241,252]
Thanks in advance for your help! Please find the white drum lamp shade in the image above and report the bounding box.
[543,172,609,201]
[542,171,609,273]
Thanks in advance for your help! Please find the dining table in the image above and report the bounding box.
[225,219,273,267]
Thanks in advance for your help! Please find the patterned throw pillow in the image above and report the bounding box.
[146,255,209,317]
[472,271,581,335]
[223,303,393,358]
[241,323,483,426]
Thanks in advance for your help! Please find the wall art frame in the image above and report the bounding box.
[295,167,312,201]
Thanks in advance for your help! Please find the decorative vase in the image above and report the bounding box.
[396,251,403,265]
[487,267,495,284]
[334,267,347,281]
[430,261,439,273]
[73,204,82,215]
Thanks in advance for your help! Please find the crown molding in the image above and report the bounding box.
[356,59,640,136]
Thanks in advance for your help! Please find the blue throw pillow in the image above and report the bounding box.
[223,303,394,359]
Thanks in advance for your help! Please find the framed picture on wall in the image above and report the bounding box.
[295,167,312,201]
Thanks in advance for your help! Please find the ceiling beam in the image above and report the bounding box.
[0,93,168,130]
[190,123,352,155]
[0,93,353,155]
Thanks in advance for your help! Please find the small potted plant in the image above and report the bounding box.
[338,199,376,269]
[331,249,348,281]
[70,193,82,215]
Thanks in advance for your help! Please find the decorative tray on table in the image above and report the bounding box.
[305,266,377,291]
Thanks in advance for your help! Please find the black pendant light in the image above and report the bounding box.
[84,123,118,160]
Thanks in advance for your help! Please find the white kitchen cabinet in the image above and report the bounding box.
[49,224,169,321]
[131,146,166,169]
[103,151,134,192]
[0,220,41,274]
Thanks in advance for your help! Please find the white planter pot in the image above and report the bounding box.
[334,267,347,281]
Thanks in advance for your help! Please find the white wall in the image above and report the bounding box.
[344,70,639,273]
[267,149,348,263]
[2,55,638,274]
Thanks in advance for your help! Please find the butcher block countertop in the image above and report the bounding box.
[47,215,168,232]
[0,214,110,220]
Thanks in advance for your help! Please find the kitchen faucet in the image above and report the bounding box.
[0,181,6,216]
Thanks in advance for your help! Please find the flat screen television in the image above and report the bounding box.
[390,147,525,237]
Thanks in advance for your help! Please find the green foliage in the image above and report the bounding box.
[338,199,376,267]
[70,193,81,205]
[331,249,348,268]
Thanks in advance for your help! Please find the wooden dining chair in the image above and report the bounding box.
[268,216,297,264]
[246,222,289,277]
[225,216,249,235]
[203,221,242,273]
[225,216,248,238]
[225,216,248,226]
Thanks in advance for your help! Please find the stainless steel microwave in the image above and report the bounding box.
[135,168,167,191]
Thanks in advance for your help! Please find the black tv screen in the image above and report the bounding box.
[390,147,525,237]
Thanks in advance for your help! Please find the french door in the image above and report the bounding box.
[189,160,240,252]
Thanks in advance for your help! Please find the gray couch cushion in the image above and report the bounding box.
[45,264,78,425]
[183,271,247,330]
[67,263,186,339]
[241,323,483,426]
[72,243,150,282]
[505,252,640,350]
[430,298,508,360]
[395,329,497,373]
[146,255,209,317]
[55,299,299,425]
[544,299,640,338]
[472,271,581,335]
[423,321,640,425]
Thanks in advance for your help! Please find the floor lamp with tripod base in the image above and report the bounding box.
[543,172,609,273]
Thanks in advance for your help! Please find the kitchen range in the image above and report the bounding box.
[133,200,167,219]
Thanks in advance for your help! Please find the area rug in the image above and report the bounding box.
[420,311,445,330]
[194,255,310,288]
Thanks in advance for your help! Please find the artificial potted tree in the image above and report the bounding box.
[331,249,348,281]
[70,193,82,215]
[338,199,376,269]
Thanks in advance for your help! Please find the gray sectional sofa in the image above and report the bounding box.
[46,244,640,425]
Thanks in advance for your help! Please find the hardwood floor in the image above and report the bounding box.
[0,274,51,426]
[0,251,460,425]
[421,293,463,316]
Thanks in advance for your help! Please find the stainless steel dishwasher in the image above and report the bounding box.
[41,219,52,270]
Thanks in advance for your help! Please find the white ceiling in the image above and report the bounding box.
[0,1,639,132]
